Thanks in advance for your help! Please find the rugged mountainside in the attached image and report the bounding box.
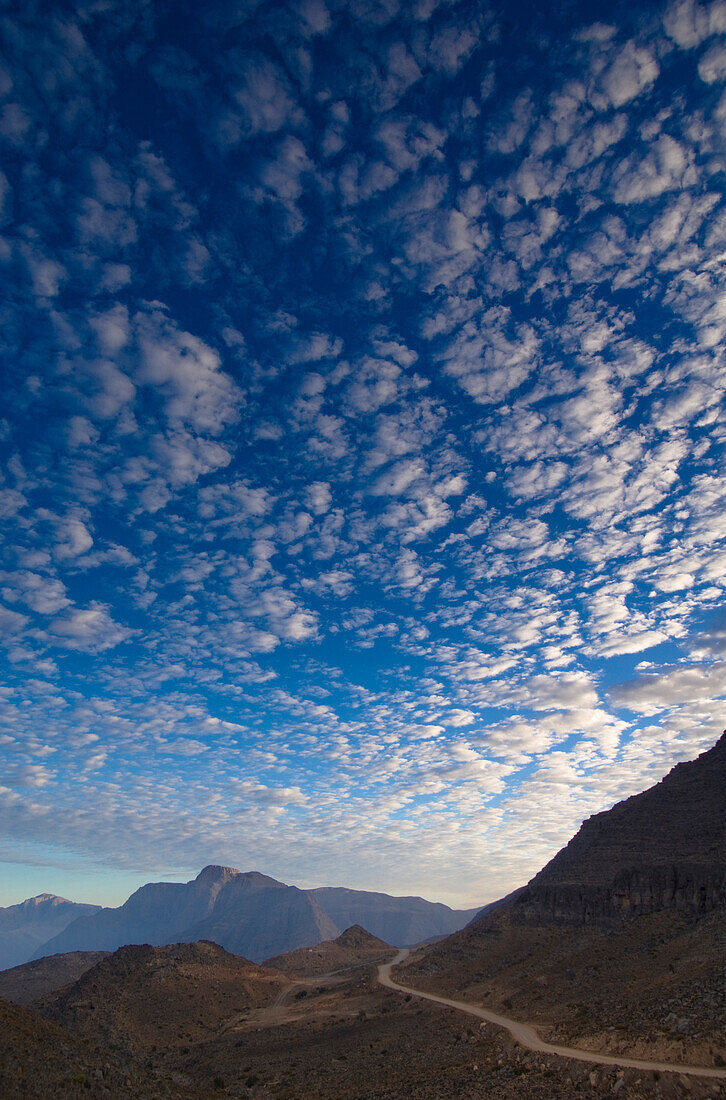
[401,732,726,1067]
[32,866,480,962]
[38,940,287,1053]
[264,923,394,975]
[0,951,110,1006]
[512,731,726,924]
[0,895,102,971]
[0,995,189,1099]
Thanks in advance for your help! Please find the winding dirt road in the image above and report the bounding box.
[378,950,726,1081]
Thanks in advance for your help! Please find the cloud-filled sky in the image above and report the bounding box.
[1,0,726,908]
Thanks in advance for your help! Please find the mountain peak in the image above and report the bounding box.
[195,865,241,883]
[335,924,391,950]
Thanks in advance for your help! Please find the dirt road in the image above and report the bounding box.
[378,949,726,1081]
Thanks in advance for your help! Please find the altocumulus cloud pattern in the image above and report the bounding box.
[1,0,726,905]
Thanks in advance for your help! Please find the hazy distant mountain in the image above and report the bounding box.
[402,732,726,1065]
[309,886,481,947]
[32,867,481,962]
[0,895,101,971]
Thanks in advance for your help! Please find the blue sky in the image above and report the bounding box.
[1,0,726,909]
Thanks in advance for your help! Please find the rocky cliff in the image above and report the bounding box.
[509,732,726,926]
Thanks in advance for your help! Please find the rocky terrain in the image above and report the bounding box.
[13,941,721,1098]
[264,924,394,975]
[158,963,725,1099]
[0,950,110,1005]
[3,735,724,1097]
[0,894,101,970]
[401,732,726,1069]
[33,865,480,963]
[38,940,287,1053]
[0,995,193,1098]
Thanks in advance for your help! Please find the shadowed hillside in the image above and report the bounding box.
[0,995,190,1098]
[38,940,287,1053]
[264,924,395,975]
[0,951,110,1006]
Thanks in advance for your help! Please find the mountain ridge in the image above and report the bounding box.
[263,923,394,975]
[0,894,102,971]
[507,731,726,925]
[27,867,480,964]
[398,731,726,1068]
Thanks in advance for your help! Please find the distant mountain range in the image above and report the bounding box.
[0,895,101,971]
[2,867,480,966]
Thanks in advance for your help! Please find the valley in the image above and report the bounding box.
[1,733,724,1099]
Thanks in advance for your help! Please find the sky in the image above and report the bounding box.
[1,0,726,910]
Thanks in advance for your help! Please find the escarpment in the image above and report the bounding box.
[510,733,726,926]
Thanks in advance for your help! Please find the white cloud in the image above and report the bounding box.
[44,604,132,652]
[612,135,691,204]
[698,37,726,81]
[233,58,302,135]
[596,41,659,108]
[135,310,242,434]
[664,0,726,48]
[610,660,726,714]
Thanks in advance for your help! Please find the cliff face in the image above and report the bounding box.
[515,865,726,924]
[510,733,726,926]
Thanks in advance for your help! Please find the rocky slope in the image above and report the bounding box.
[33,866,480,962]
[38,940,287,1053]
[0,995,190,1098]
[264,924,394,975]
[0,951,110,1005]
[27,938,710,1100]
[0,895,101,970]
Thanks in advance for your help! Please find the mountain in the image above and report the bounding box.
[512,730,726,924]
[264,923,394,975]
[0,895,101,971]
[401,732,726,1067]
[32,866,480,962]
[0,951,110,1006]
[38,940,287,1054]
[309,886,481,946]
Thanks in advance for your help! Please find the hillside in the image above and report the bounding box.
[0,951,110,1006]
[0,995,188,1098]
[0,895,101,971]
[38,940,287,1053]
[400,732,726,1067]
[264,924,395,975]
[33,866,480,962]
